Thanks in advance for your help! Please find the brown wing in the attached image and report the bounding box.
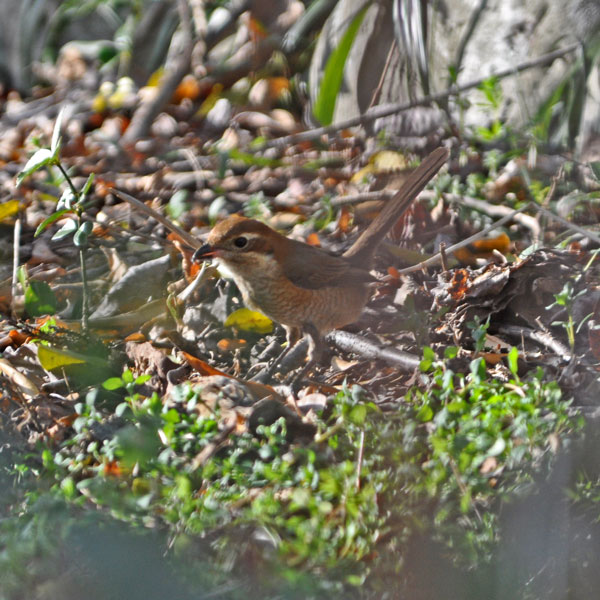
[282,239,373,290]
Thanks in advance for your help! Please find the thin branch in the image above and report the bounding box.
[395,195,600,274]
[261,44,579,149]
[453,0,489,73]
[329,190,395,208]
[396,202,537,274]
[535,204,600,246]
[112,188,200,250]
[121,0,194,144]
[369,39,397,110]
[497,324,572,362]
[420,190,542,241]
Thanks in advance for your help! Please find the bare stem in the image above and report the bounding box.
[79,247,89,332]
[11,216,21,319]
[56,162,79,198]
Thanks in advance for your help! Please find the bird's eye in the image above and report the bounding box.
[233,236,248,248]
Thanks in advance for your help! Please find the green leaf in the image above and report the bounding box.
[37,345,87,370]
[422,346,435,361]
[312,4,369,125]
[81,172,95,195]
[419,359,432,372]
[102,377,125,391]
[477,76,502,109]
[507,346,519,377]
[115,424,161,468]
[460,488,472,513]
[37,209,73,237]
[60,476,76,499]
[115,402,130,417]
[469,357,486,381]
[589,161,600,182]
[73,221,93,247]
[51,107,65,155]
[57,189,77,211]
[38,345,92,371]
[166,189,190,220]
[16,149,54,186]
[51,217,78,240]
[24,280,57,317]
[17,265,27,289]
[446,400,466,413]
[346,573,366,587]
[416,403,433,422]
[348,403,367,426]
[447,65,459,84]
[486,437,506,457]
[207,195,227,224]
[227,148,282,168]
[444,346,458,359]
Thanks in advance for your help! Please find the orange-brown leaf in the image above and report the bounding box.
[182,351,231,377]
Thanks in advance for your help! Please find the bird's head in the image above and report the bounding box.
[193,214,288,279]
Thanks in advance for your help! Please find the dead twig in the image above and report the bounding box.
[327,330,420,371]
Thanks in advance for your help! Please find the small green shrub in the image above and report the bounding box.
[1,352,580,596]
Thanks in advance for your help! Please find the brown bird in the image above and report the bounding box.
[194,146,449,375]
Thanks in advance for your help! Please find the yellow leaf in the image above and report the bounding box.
[350,150,408,183]
[371,150,407,171]
[350,164,374,184]
[0,199,21,221]
[37,345,86,370]
[91,93,108,113]
[224,308,273,334]
[146,68,164,88]
[197,83,224,117]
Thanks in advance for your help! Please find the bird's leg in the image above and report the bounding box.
[285,325,302,347]
[250,325,303,383]
[251,324,324,389]
[286,323,324,391]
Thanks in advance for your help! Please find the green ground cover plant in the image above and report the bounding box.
[0,345,579,598]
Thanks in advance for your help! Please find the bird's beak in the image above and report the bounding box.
[193,243,217,262]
